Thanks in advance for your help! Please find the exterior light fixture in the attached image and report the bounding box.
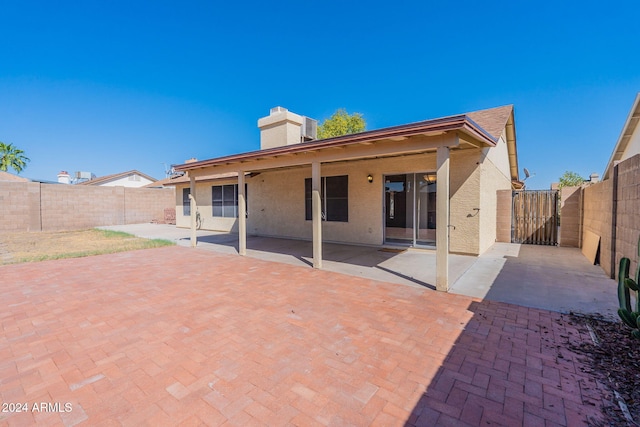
[367,174,373,183]
[423,173,436,184]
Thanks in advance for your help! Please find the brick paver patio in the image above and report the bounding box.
[0,246,608,426]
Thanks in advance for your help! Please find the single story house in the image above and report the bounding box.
[172,106,521,291]
[76,170,157,187]
[603,92,640,180]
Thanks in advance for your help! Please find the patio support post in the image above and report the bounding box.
[189,174,197,248]
[238,171,247,256]
[312,161,323,269]
[436,146,450,291]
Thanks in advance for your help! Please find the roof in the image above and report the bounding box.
[175,105,520,185]
[77,170,157,186]
[144,172,239,187]
[466,105,513,140]
[468,105,519,184]
[603,93,640,180]
[0,171,30,182]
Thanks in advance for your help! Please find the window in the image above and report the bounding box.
[212,184,247,218]
[182,188,190,216]
[305,175,348,222]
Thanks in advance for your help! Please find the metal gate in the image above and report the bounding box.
[512,190,558,245]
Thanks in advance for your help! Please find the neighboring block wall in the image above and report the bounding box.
[615,154,640,278]
[582,179,613,276]
[41,185,126,231]
[579,154,640,278]
[0,182,175,232]
[126,187,175,224]
[559,186,582,248]
[0,182,39,231]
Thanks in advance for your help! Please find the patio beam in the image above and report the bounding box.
[312,161,322,269]
[238,171,246,256]
[179,134,459,177]
[189,173,197,248]
[436,145,451,291]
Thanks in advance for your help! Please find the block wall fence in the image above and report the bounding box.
[0,182,175,232]
[496,154,639,279]
[559,153,640,279]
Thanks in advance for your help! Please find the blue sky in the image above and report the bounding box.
[2,1,639,189]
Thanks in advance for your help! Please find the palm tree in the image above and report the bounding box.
[0,142,30,174]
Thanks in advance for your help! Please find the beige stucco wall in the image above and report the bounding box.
[258,109,304,150]
[178,154,440,244]
[249,165,365,243]
[175,178,240,232]
[483,134,512,180]
[478,154,513,254]
[445,135,512,255]
[177,148,503,255]
[448,150,482,254]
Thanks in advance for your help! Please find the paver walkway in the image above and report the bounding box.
[0,246,609,426]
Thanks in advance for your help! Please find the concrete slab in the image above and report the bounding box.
[451,243,619,320]
[101,224,619,319]
[101,224,476,290]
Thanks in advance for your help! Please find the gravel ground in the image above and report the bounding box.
[569,314,640,426]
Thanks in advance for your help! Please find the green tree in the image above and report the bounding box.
[0,142,30,174]
[317,108,366,139]
[558,170,584,188]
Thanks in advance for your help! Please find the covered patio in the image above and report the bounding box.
[173,110,510,292]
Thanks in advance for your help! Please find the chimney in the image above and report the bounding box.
[185,158,198,164]
[57,171,71,184]
[589,173,600,183]
[257,107,304,150]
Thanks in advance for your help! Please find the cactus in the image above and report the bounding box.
[617,236,640,339]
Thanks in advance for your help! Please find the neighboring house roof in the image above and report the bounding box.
[77,170,157,186]
[603,93,640,180]
[0,171,30,182]
[0,171,65,184]
[175,105,520,185]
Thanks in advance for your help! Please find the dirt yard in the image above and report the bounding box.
[0,229,173,264]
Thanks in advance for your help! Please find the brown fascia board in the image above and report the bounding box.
[174,115,497,172]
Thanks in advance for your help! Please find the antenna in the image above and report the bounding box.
[162,163,171,179]
[524,168,530,179]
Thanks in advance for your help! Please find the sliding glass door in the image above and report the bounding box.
[384,173,436,247]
